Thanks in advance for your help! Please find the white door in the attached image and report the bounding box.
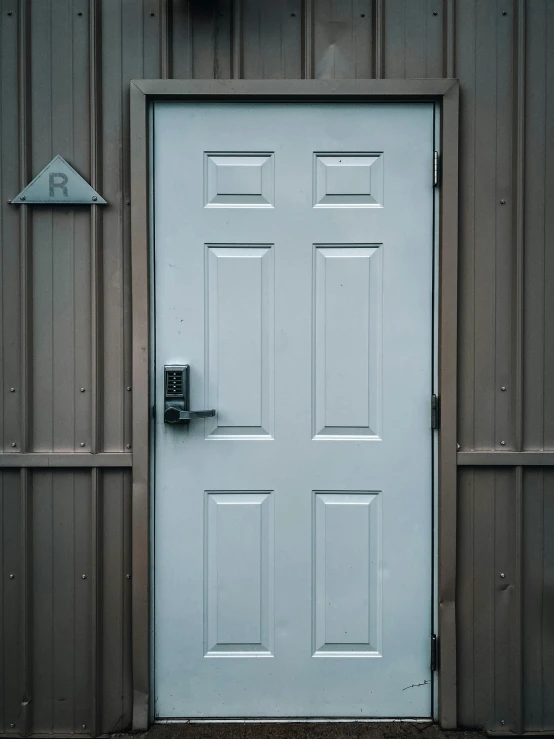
[154,102,434,718]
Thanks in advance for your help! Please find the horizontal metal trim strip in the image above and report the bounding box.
[131,78,458,100]
[457,452,554,466]
[0,453,132,468]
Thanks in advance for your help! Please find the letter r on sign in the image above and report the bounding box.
[49,172,69,197]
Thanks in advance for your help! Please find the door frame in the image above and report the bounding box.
[129,79,459,731]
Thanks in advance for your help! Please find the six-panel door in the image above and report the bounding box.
[154,102,434,717]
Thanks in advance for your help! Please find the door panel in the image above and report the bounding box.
[154,102,434,718]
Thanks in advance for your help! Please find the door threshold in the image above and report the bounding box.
[157,718,432,724]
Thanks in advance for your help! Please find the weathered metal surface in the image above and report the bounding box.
[0,0,552,735]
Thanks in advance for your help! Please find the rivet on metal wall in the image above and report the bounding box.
[81,574,87,579]
[500,199,506,204]
[360,13,365,17]
[82,725,86,730]
[501,386,506,391]
[80,442,85,447]
[502,10,507,15]
[500,440,506,445]
[456,443,460,450]
[11,442,16,447]
[150,11,155,16]
[126,444,132,449]
[9,574,15,579]
[501,720,506,725]
[433,10,438,15]
[126,574,131,579]
[10,724,15,728]
[92,196,97,202]
[10,387,15,392]
[500,573,506,578]
[20,195,26,201]
[7,11,12,16]
[78,11,83,15]
[80,387,86,392]
[127,386,132,391]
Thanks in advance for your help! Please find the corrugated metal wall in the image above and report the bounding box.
[0,0,552,735]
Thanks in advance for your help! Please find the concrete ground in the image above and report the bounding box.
[116,722,485,739]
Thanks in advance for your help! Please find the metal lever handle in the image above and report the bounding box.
[164,406,216,424]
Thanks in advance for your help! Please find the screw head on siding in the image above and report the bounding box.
[9,574,15,579]
[500,199,506,204]
[456,443,460,450]
[502,11,507,15]
[11,442,16,447]
[501,720,506,725]
[126,444,132,449]
[500,440,506,446]
[126,574,131,579]
[501,386,506,391]
[500,573,506,578]
[82,724,86,729]
[20,195,26,201]
[92,196,97,202]
[7,11,12,16]
[127,386,131,391]
[10,724,15,728]
[10,387,15,392]
[80,442,85,447]
[433,10,438,15]
[150,11,155,16]
[80,387,86,392]
[81,574,87,579]
[78,10,82,15]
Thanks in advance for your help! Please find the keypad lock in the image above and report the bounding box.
[164,365,216,424]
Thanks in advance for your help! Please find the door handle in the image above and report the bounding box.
[163,365,215,425]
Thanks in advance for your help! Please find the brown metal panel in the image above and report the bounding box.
[29,1,93,453]
[0,4,22,454]
[313,0,373,79]
[523,0,554,451]
[522,468,554,731]
[29,470,92,735]
[241,0,302,79]
[0,470,23,734]
[100,469,132,734]
[457,467,520,732]
[455,0,515,451]
[384,0,444,79]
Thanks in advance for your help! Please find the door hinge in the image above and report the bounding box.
[433,151,440,186]
[431,634,439,672]
[431,394,440,430]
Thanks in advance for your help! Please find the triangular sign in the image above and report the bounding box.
[12,155,106,205]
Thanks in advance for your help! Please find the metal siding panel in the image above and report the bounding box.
[0,5,22,454]
[457,468,519,731]
[523,469,554,731]
[30,1,93,453]
[384,0,443,79]
[0,471,23,734]
[313,0,373,79]
[188,0,232,80]
[241,0,302,79]
[455,0,515,451]
[100,469,132,734]
[523,0,554,451]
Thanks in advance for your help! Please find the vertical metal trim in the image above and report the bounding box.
[438,81,459,730]
[374,0,385,78]
[90,0,103,456]
[129,82,150,732]
[18,0,31,454]
[511,3,526,733]
[20,468,32,736]
[160,0,171,80]
[231,0,242,80]
[445,0,455,78]
[514,0,525,454]
[513,465,523,734]
[302,0,313,79]
[89,467,102,738]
